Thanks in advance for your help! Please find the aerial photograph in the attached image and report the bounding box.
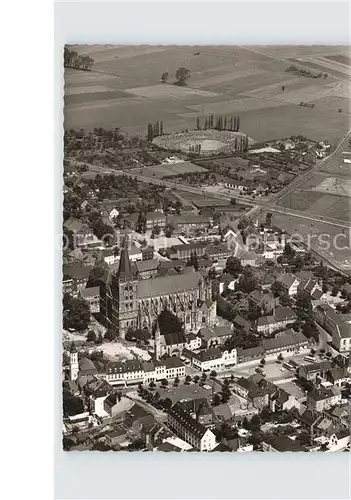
[62,44,351,453]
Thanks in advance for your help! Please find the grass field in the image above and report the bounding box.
[64,45,350,144]
[128,161,208,179]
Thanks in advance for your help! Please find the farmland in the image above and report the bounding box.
[64,45,350,144]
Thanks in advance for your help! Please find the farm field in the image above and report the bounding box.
[64,45,350,144]
[128,161,208,179]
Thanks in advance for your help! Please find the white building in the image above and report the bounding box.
[167,403,217,451]
[105,357,185,387]
[184,346,237,372]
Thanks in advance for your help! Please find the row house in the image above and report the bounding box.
[306,386,342,413]
[105,357,185,387]
[183,347,237,372]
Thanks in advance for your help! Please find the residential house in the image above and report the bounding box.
[326,367,349,387]
[177,398,214,428]
[269,387,301,412]
[198,325,234,348]
[102,248,119,266]
[262,435,305,452]
[64,217,100,248]
[306,386,342,413]
[298,361,332,382]
[233,315,252,334]
[103,393,134,419]
[79,286,100,313]
[239,251,258,267]
[167,403,217,451]
[232,375,276,410]
[297,278,322,298]
[257,306,297,336]
[105,428,130,448]
[141,245,155,261]
[276,273,300,296]
[146,211,166,231]
[135,259,159,280]
[62,262,91,295]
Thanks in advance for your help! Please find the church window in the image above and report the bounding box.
[186,314,190,324]
[202,316,206,323]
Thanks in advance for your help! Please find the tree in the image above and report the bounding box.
[104,326,117,342]
[87,330,96,342]
[161,72,169,83]
[194,375,200,384]
[225,256,243,277]
[185,375,192,385]
[158,309,183,335]
[331,285,339,297]
[212,393,221,406]
[174,376,180,387]
[149,380,156,389]
[260,358,266,366]
[160,378,168,387]
[63,293,90,331]
[62,387,84,417]
[210,370,217,378]
[196,116,201,129]
[147,123,153,142]
[201,373,207,382]
[277,353,284,362]
[175,67,191,86]
[95,332,103,345]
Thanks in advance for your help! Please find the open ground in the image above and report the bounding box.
[64,45,350,144]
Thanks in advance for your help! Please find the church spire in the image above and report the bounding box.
[118,233,133,279]
[154,319,161,361]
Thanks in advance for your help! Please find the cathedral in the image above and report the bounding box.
[100,236,217,339]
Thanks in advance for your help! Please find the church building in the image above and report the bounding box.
[100,235,217,338]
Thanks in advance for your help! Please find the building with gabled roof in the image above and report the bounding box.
[167,403,217,451]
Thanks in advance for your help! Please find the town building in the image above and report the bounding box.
[79,286,100,313]
[313,303,351,353]
[105,357,185,387]
[167,403,217,451]
[306,386,342,413]
[183,346,237,372]
[64,217,100,248]
[276,273,300,296]
[257,306,297,336]
[169,242,207,260]
[262,435,305,452]
[198,325,234,348]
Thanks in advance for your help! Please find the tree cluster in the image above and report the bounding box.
[63,293,90,331]
[64,47,94,70]
[147,121,163,142]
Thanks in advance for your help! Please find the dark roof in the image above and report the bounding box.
[277,273,298,288]
[157,442,181,452]
[171,242,207,253]
[137,271,201,299]
[80,286,100,298]
[211,443,233,452]
[168,403,209,440]
[106,359,143,374]
[118,236,134,279]
[159,357,184,369]
[262,330,308,352]
[274,306,297,322]
[63,263,91,280]
[163,331,187,346]
[192,347,222,362]
[264,435,305,452]
[233,315,251,330]
[135,259,159,273]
